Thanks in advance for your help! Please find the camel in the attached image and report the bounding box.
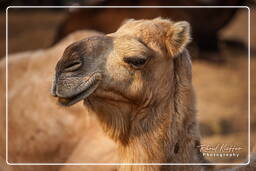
[51,18,256,171]
[1,17,254,171]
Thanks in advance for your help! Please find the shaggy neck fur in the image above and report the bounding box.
[118,100,204,171]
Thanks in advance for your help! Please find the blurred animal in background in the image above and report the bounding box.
[53,0,246,61]
[0,30,118,171]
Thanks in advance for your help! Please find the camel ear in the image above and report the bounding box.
[166,21,191,57]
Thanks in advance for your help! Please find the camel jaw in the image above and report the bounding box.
[57,74,101,106]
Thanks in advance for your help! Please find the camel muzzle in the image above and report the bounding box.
[51,35,112,106]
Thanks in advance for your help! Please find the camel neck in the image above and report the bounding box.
[117,98,205,171]
[90,54,207,170]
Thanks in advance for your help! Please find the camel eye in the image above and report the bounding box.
[123,57,147,68]
[64,61,82,72]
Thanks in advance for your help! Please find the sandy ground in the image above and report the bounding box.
[0,8,255,166]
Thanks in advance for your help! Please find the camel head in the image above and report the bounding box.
[52,18,192,141]
[52,18,191,105]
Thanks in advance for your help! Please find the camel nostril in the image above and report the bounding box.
[64,61,82,72]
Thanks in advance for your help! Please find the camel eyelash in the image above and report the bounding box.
[123,57,147,67]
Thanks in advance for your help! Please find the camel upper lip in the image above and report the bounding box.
[57,73,101,106]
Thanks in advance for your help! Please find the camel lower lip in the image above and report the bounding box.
[57,76,100,106]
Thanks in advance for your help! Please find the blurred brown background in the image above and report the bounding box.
[1,0,256,165]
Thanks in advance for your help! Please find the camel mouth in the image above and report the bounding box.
[57,73,101,106]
